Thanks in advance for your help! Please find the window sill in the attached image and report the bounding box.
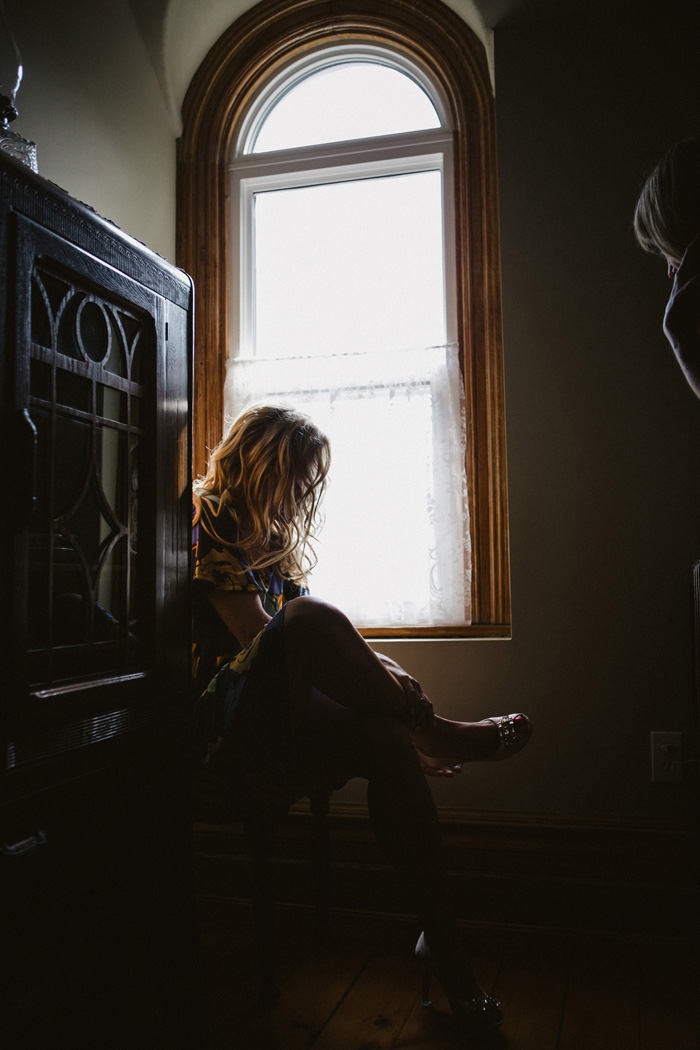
[360,624,511,641]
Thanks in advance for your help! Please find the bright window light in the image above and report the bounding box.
[251,62,441,153]
[254,171,445,358]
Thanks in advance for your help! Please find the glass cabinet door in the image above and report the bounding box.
[13,218,159,697]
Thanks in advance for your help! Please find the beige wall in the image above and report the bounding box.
[6,0,176,260]
[7,0,699,828]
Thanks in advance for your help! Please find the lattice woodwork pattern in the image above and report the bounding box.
[27,259,153,686]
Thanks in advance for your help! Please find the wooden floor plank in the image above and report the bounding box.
[311,939,421,1050]
[198,906,326,1050]
[264,936,379,1050]
[212,946,374,1050]
[489,930,568,1050]
[196,904,699,1050]
[558,936,640,1050]
[638,938,700,1050]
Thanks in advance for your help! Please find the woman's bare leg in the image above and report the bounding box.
[283,596,513,763]
[292,701,484,999]
[359,719,480,987]
[284,598,511,1019]
[283,596,409,720]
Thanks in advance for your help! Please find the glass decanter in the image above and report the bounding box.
[0,0,37,172]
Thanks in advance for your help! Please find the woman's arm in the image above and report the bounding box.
[375,653,461,777]
[205,587,271,649]
[375,652,428,713]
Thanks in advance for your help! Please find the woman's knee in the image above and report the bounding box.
[284,594,353,641]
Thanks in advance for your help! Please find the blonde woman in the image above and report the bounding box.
[192,403,533,1035]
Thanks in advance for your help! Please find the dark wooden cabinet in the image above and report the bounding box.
[0,153,198,1048]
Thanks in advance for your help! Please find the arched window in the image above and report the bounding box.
[178,0,510,638]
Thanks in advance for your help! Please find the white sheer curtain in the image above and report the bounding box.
[224,342,471,627]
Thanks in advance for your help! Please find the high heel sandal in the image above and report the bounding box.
[416,932,504,1032]
[485,712,533,760]
[415,713,533,767]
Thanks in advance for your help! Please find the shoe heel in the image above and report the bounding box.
[420,968,432,1007]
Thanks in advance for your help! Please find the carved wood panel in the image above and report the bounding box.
[26,247,154,686]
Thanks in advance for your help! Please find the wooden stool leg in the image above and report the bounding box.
[243,819,280,1007]
[243,790,332,1005]
[308,789,333,936]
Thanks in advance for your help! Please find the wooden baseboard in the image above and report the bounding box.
[193,803,699,938]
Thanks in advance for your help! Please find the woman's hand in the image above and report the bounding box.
[375,652,435,731]
[374,654,460,777]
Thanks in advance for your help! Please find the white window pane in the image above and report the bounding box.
[308,390,435,624]
[251,63,440,153]
[254,171,445,358]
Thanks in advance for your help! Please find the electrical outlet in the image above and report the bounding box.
[651,732,683,783]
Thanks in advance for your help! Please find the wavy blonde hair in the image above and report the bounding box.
[193,404,331,581]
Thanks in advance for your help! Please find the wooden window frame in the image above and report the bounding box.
[177,0,510,637]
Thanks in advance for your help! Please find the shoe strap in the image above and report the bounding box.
[495,713,519,750]
[469,993,501,1014]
